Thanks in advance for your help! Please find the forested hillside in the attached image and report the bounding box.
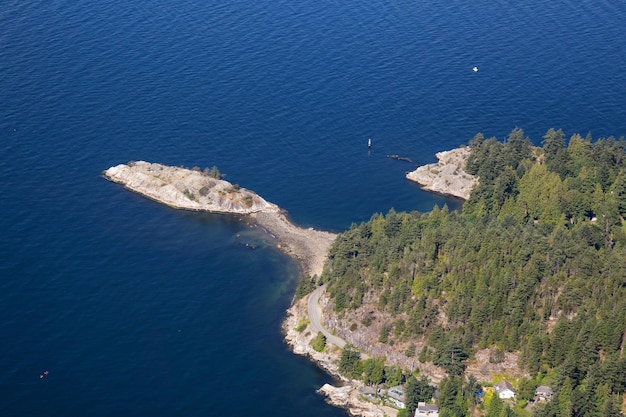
[319,129,626,416]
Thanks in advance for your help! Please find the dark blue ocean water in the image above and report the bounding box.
[1,0,625,416]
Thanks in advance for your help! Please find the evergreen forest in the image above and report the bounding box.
[318,129,626,416]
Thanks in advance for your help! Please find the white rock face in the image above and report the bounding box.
[318,384,353,404]
[317,384,397,417]
[406,147,478,200]
[104,161,279,214]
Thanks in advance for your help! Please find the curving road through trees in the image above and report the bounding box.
[307,285,347,349]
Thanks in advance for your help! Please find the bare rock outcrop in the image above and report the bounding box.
[104,161,279,214]
[406,147,478,200]
[466,349,529,380]
[103,161,336,278]
[317,384,397,417]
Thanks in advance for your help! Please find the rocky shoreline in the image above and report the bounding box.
[104,161,394,416]
[103,161,336,278]
[282,297,398,417]
[104,161,380,415]
[406,146,477,200]
[103,150,479,417]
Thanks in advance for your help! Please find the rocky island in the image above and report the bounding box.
[105,161,278,214]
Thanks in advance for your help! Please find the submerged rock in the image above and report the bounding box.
[387,154,413,163]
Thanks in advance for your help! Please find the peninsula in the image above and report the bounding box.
[103,160,398,417]
[106,131,626,417]
[102,149,478,417]
[406,146,477,200]
[103,161,336,278]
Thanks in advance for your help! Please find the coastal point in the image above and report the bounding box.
[406,146,477,200]
[103,161,336,278]
[104,161,389,415]
[102,151,474,417]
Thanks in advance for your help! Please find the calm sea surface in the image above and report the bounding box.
[1,0,625,415]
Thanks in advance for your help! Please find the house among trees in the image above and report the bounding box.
[415,402,439,416]
[534,385,553,402]
[359,385,378,401]
[494,381,515,399]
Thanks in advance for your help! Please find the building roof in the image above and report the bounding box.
[535,386,553,395]
[494,381,515,392]
[418,403,439,412]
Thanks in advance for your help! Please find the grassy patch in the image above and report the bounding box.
[295,317,309,333]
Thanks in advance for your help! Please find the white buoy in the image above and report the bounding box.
[472,66,478,73]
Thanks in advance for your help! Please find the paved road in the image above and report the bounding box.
[307,285,347,349]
